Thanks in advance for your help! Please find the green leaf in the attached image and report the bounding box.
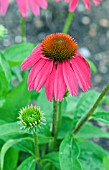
[77,122,109,139]
[58,115,74,139]
[0,52,12,84]
[4,43,36,66]
[0,138,33,170]
[0,25,8,39]
[73,90,100,128]
[37,88,53,136]
[0,78,30,122]
[3,148,19,170]
[103,157,109,170]
[42,152,60,169]
[92,112,109,125]
[59,134,82,170]
[17,156,36,170]
[87,59,97,72]
[0,122,24,138]
[79,141,108,170]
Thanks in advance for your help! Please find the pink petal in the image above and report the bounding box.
[0,0,8,16]
[45,63,56,101]
[21,44,42,70]
[29,0,40,16]
[82,0,91,10]
[28,58,46,90]
[92,0,102,5]
[34,60,53,91]
[16,0,28,18]
[71,54,91,92]
[69,0,79,12]
[35,0,48,9]
[54,63,66,101]
[63,60,78,96]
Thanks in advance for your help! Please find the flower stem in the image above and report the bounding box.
[52,98,57,137]
[20,16,26,42]
[33,129,40,159]
[55,102,62,141]
[63,12,74,34]
[73,83,109,136]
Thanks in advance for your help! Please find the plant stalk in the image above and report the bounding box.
[20,16,26,42]
[33,130,40,159]
[52,98,57,137]
[55,102,62,142]
[73,83,109,136]
[63,12,74,34]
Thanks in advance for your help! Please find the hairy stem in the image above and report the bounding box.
[52,98,57,137]
[55,102,62,142]
[33,130,40,159]
[63,12,74,34]
[73,83,109,136]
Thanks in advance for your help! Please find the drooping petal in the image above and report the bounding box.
[29,0,40,16]
[34,60,53,91]
[54,63,66,101]
[92,0,102,5]
[63,60,78,95]
[69,0,79,12]
[45,63,56,101]
[16,0,28,18]
[0,0,8,16]
[71,54,91,92]
[28,58,47,90]
[35,0,48,9]
[21,44,42,70]
[82,0,91,9]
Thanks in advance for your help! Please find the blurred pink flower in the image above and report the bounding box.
[0,0,8,16]
[0,0,48,17]
[55,0,102,11]
[21,33,91,102]
[16,0,48,18]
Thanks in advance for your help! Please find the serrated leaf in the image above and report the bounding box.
[17,156,36,170]
[73,90,100,128]
[0,137,33,170]
[42,152,60,169]
[4,43,36,66]
[59,134,82,170]
[79,141,108,170]
[92,112,109,125]
[0,52,12,84]
[77,122,109,139]
[3,148,19,170]
[0,77,30,122]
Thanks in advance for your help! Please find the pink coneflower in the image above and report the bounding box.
[21,33,91,101]
[16,0,48,18]
[55,0,102,11]
[0,0,8,16]
[0,0,47,17]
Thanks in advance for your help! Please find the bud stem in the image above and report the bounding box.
[33,129,40,159]
[73,83,109,136]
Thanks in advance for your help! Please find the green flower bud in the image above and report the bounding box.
[19,105,44,128]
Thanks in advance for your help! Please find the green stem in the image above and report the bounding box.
[33,130,40,159]
[73,83,109,136]
[52,98,57,137]
[63,12,74,34]
[55,102,62,142]
[20,16,26,42]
